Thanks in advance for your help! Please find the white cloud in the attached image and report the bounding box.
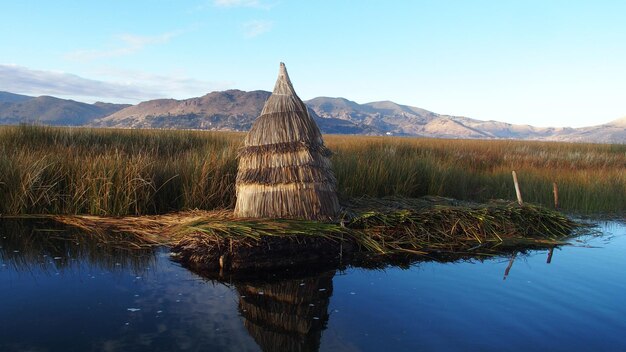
[214,0,262,8]
[95,67,233,99]
[0,64,230,103]
[208,0,276,10]
[242,20,273,38]
[65,30,185,62]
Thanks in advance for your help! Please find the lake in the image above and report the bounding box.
[1,220,625,351]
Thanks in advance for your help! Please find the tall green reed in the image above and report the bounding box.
[0,125,623,215]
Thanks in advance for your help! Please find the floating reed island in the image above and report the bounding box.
[47,196,581,272]
[172,197,580,272]
[6,63,583,273]
[175,63,578,271]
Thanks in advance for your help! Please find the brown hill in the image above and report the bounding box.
[93,90,271,130]
[92,90,382,135]
[0,91,32,103]
[0,95,129,126]
[1,89,622,143]
[547,117,626,143]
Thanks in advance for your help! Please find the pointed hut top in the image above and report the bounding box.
[248,61,323,145]
[272,62,297,96]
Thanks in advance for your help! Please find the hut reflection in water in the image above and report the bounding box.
[235,271,335,352]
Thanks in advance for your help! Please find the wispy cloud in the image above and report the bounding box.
[65,30,185,62]
[202,0,275,10]
[213,0,263,8]
[0,64,230,103]
[242,20,273,38]
[94,67,232,99]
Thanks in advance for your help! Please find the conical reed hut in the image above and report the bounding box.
[234,63,340,220]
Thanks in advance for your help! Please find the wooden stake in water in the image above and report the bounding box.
[553,182,559,209]
[512,171,523,206]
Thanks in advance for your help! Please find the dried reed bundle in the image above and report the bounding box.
[234,63,339,220]
[172,200,581,272]
[25,198,580,272]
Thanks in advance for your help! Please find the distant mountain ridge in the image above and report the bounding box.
[0,91,130,126]
[93,90,270,130]
[306,97,623,142]
[0,90,623,143]
[0,91,32,103]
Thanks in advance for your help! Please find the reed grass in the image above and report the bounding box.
[328,135,626,214]
[42,197,579,270]
[0,125,238,215]
[168,199,581,271]
[1,125,624,215]
[174,201,578,253]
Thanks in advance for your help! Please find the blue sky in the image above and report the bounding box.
[1,0,625,127]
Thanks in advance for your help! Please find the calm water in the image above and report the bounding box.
[1,220,625,351]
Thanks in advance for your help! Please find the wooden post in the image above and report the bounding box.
[512,171,523,206]
[552,182,559,209]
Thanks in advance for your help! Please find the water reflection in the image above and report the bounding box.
[1,219,339,352]
[0,219,256,352]
[0,219,156,273]
[2,219,623,351]
[0,219,545,352]
[234,271,334,352]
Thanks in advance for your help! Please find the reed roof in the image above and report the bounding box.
[234,63,339,220]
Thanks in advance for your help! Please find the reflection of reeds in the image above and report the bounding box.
[1,125,623,216]
[0,219,156,272]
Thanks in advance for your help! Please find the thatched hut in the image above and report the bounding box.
[234,63,339,220]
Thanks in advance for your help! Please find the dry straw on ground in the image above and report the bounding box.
[234,63,339,220]
[173,198,580,271]
[38,197,580,272]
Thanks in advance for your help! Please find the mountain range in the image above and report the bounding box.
[0,90,623,143]
[0,91,129,126]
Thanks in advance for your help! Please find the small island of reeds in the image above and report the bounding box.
[1,124,621,272]
[46,196,580,272]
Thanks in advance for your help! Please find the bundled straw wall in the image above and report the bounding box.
[234,63,339,219]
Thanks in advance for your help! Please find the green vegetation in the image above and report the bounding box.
[0,125,239,215]
[176,201,577,254]
[44,198,579,270]
[329,135,626,214]
[171,200,579,271]
[1,125,624,215]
